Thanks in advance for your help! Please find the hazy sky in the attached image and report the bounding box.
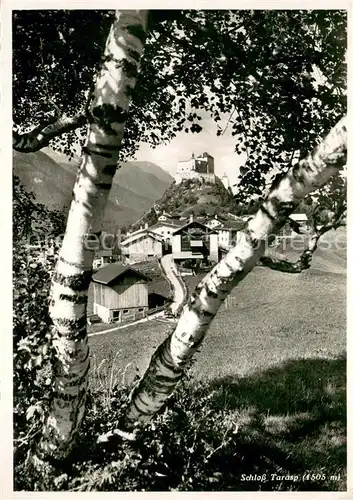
[48,112,247,190]
[135,114,246,188]
[134,64,329,188]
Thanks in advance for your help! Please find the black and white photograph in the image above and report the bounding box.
[6,3,348,493]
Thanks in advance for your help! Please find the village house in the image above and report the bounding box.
[92,249,115,270]
[171,216,219,264]
[148,219,184,241]
[205,214,224,229]
[216,219,246,250]
[205,213,249,228]
[120,228,165,264]
[157,211,173,222]
[92,263,149,323]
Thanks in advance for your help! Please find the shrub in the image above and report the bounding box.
[14,348,347,492]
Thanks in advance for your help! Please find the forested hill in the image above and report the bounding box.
[13,149,173,232]
[134,176,236,227]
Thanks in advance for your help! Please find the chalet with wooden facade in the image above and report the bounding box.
[172,218,219,263]
[120,230,164,264]
[92,264,149,323]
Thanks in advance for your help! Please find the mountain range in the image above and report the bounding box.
[13,148,173,232]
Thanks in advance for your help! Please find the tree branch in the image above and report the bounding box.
[221,105,237,136]
[259,254,307,273]
[13,112,87,153]
[261,181,346,275]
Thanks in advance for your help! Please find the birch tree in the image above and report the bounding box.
[122,116,347,428]
[13,9,346,458]
[28,10,149,462]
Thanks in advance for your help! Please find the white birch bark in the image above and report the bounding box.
[36,10,148,461]
[124,116,347,427]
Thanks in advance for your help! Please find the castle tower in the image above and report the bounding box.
[195,152,214,174]
[175,152,215,184]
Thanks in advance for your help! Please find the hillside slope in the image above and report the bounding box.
[267,227,346,275]
[13,150,173,231]
[137,176,235,226]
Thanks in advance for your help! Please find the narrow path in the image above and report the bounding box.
[160,254,188,317]
[87,310,167,338]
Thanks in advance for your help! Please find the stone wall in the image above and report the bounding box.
[174,171,216,185]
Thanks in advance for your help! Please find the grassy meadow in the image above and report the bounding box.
[88,261,346,385]
[74,227,347,491]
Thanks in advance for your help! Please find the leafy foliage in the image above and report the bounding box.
[13,10,346,192]
[13,177,66,465]
[14,354,346,491]
[13,10,114,157]
[306,174,346,228]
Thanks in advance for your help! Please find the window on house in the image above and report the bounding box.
[138,308,144,312]
[123,309,129,314]
[112,310,120,319]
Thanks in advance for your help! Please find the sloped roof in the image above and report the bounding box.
[121,230,164,246]
[149,219,184,230]
[205,213,244,224]
[289,213,308,222]
[197,152,214,159]
[92,263,148,285]
[217,220,246,230]
[94,249,113,258]
[173,220,217,235]
[148,279,171,298]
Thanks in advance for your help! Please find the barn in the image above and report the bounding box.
[148,279,171,309]
[92,264,149,323]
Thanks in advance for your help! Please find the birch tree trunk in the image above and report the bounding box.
[123,116,347,428]
[35,10,148,461]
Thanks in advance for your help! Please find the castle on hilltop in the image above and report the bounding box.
[175,152,216,185]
